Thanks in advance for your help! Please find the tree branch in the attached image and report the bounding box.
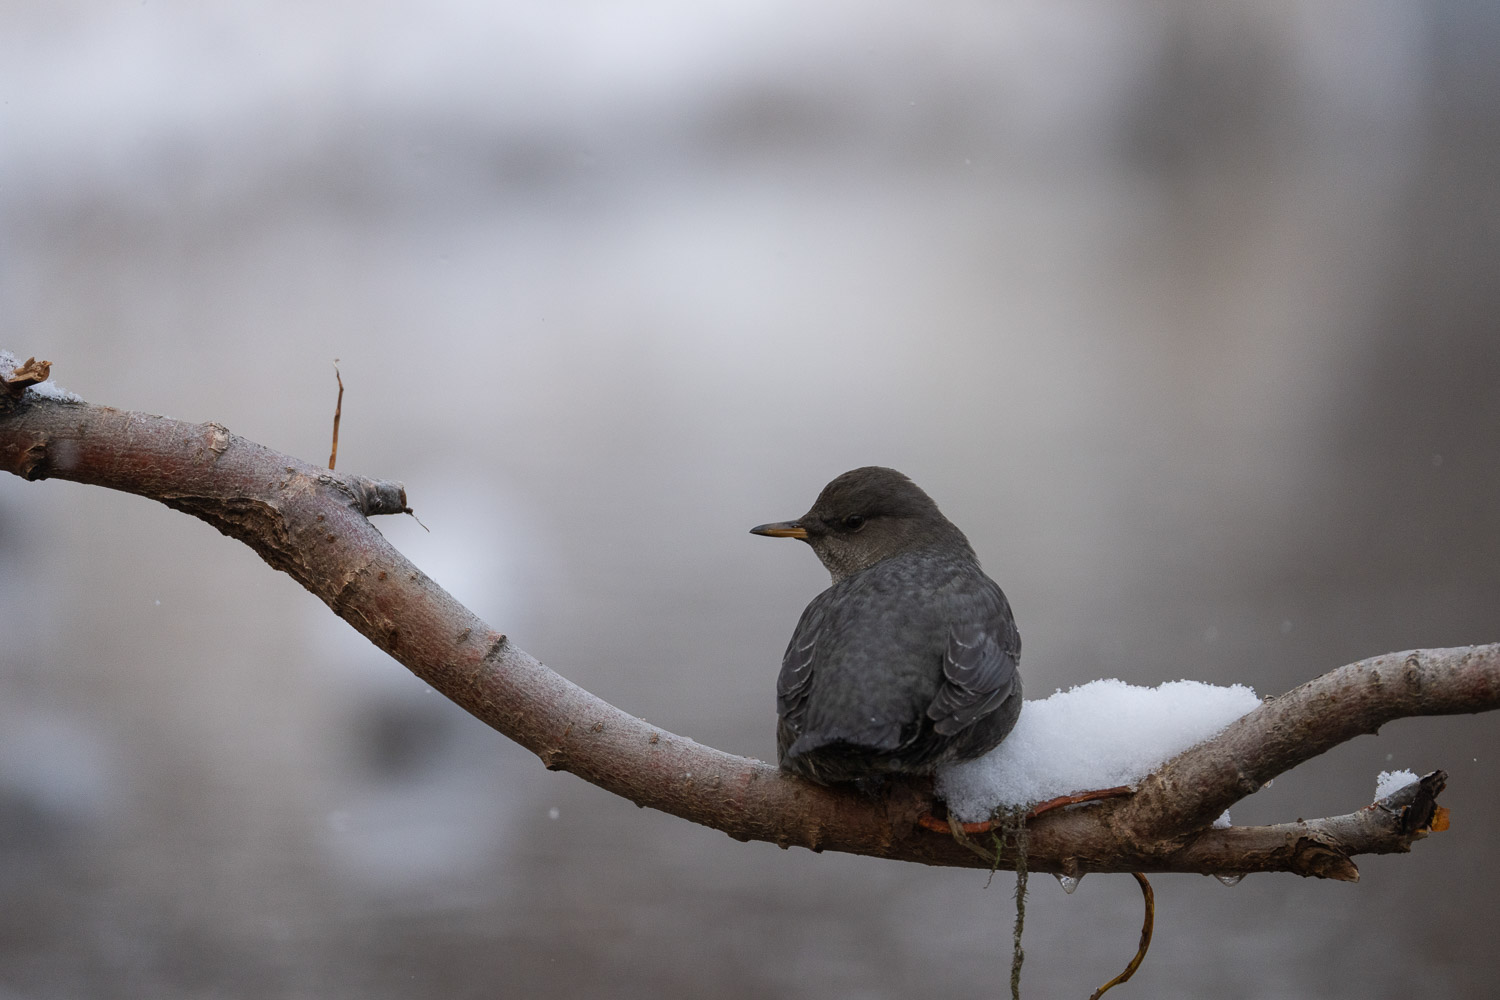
[2,373,1491,880]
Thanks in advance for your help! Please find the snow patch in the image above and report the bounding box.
[1374,769,1418,800]
[936,677,1261,822]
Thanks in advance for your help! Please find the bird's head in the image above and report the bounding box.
[750,466,973,582]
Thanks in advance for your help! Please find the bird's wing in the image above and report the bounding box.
[926,596,1020,737]
[776,583,839,730]
[776,620,819,722]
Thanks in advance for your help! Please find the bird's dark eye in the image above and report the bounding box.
[842,514,865,531]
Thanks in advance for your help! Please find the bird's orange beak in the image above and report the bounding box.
[749,520,809,539]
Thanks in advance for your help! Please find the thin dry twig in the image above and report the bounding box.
[329,360,344,470]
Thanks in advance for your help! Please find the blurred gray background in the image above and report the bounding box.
[2,3,1498,998]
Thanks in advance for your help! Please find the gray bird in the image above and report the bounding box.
[751,467,1022,785]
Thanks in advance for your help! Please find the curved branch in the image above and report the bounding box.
[2,376,1493,879]
[1114,648,1496,841]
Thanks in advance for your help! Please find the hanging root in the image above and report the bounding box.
[941,805,1152,999]
[1088,872,1155,999]
[1008,811,1029,1000]
[948,806,1031,999]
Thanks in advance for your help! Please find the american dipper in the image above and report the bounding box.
[750,467,1022,785]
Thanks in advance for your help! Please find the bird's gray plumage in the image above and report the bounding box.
[752,467,1021,785]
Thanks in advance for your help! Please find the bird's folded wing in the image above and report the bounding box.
[927,618,1018,736]
[776,628,818,720]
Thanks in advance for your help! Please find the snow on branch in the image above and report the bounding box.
[1,356,1492,880]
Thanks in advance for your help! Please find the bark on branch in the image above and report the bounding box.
[2,373,1492,881]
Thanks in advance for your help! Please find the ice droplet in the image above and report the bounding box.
[547,807,560,821]
[1054,874,1083,894]
[1214,873,1245,886]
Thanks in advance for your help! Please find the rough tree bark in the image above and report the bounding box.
[2,358,1492,881]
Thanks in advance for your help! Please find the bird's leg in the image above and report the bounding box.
[917,784,1134,834]
[946,811,1001,863]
